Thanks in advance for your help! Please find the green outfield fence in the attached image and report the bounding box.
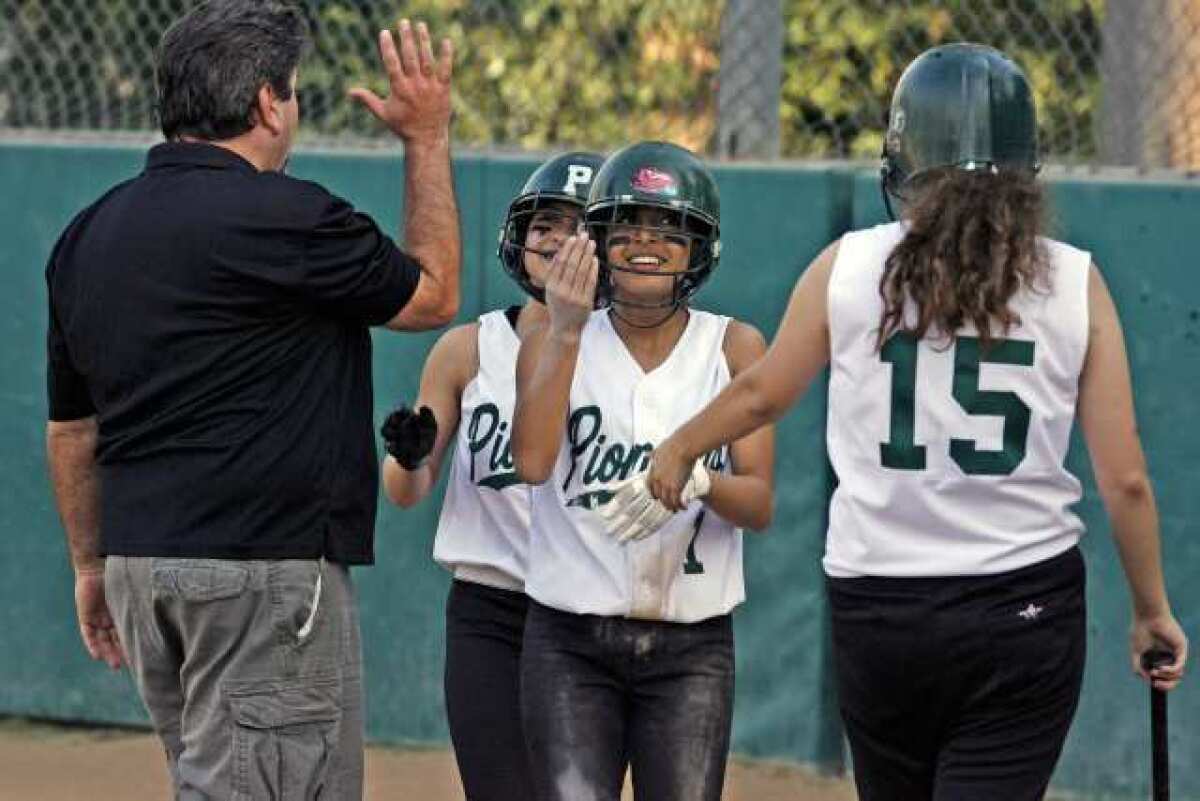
[1,142,1197,800]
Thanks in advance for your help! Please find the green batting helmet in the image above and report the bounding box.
[499,151,605,302]
[881,43,1040,218]
[584,141,720,315]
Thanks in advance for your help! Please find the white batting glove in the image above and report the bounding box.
[596,473,670,543]
[598,462,712,544]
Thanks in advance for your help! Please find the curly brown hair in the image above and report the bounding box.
[877,168,1050,351]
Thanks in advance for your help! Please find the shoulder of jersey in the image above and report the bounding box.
[1038,235,1090,263]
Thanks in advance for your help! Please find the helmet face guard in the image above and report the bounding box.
[586,199,719,318]
[583,142,721,326]
[498,192,586,303]
[880,43,1041,220]
[498,152,605,301]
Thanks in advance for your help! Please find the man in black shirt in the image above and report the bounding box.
[44,3,459,798]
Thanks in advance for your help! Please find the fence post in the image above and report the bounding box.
[716,0,782,160]
[1102,0,1200,169]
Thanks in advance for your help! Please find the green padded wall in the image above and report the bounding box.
[0,144,150,724]
[3,143,1197,799]
[0,145,846,767]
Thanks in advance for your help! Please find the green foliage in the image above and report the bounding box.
[301,0,721,151]
[304,0,1102,161]
[779,0,1103,160]
[0,0,1103,162]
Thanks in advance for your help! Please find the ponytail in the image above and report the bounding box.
[877,169,1049,350]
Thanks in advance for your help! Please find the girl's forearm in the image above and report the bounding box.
[513,330,580,483]
[382,456,436,509]
[676,368,781,463]
[1104,475,1171,618]
[702,472,773,531]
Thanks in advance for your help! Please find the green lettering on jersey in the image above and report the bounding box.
[564,406,603,490]
[478,473,523,491]
[565,405,652,491]
[566,489,617,509]
[949,337,1036,476]
[879,334,1036,475]
[683,511,706,575]
[880,333,927,470]
[466,403,519,489]
[559,405,726,573]
[466,403,501,482]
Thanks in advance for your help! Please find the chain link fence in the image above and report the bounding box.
[1,0,1198,170]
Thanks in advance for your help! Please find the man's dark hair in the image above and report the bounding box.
[156,1,310,141]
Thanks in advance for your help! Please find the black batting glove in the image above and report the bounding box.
[381,404,438,470]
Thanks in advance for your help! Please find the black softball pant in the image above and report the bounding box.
[828,546,1087,801]
[444,579,535,801]
[520,600,735,801]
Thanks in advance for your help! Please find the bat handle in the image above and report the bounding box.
[1141,648,1173,801]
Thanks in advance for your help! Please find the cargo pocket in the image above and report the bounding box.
[152,559,250,602]
[226,676,342,801]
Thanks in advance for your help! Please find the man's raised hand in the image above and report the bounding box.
[349,19,453,144]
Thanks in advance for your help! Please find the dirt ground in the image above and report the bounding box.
[0,718,858,801]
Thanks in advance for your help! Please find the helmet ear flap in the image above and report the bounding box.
[498,195,550,303]
[673,207,718,305]
[590,215,611,309]
[585,206,614,310]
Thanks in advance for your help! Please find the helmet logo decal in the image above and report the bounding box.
[562,164,594,197]
[631,166,679,197]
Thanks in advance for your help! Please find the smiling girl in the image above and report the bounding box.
[380,152,603,801]
[511,141,775,801]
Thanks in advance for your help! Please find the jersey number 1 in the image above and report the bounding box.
[880,333,1035,476]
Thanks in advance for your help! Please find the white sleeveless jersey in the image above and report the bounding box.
[825,222,1091,578]
[432,310,529,592]
[525,309,743,623]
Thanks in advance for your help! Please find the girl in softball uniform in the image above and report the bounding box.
[511,141,775,801]
[381,151,604,801]
[646,44,1188,801]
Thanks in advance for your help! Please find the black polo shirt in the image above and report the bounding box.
[46,142,421,564]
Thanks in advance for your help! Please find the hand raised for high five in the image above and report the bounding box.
[349,19,453,145]
[545,234,598,337]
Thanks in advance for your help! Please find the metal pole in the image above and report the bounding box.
[717,0,782,160]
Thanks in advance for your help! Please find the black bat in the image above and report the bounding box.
[1141,648,1174,801]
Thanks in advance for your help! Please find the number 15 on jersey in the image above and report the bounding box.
[880,333,1036,477]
